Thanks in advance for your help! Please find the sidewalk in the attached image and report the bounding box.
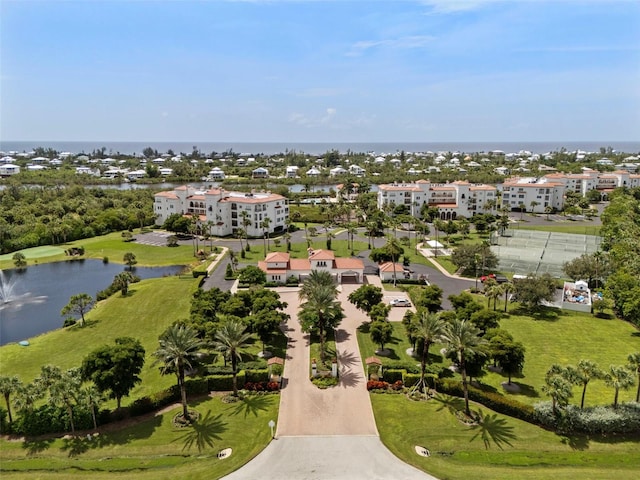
[416,243,474,283]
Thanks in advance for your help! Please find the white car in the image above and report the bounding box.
[389,298,411,307]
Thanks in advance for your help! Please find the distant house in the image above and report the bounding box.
[159,167,173,176]
[286,166,299,178]
[209,167,225,180]
[306,167,321,176]
[127,169,147,180]
[0,164,20,176]
[330,166,347,176]
[258,249,364,284]
[252,167,269,179]
[349,165,366,177]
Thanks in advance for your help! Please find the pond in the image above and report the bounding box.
[0,261,185,345]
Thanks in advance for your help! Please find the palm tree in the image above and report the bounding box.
[500,281,514,312]
[80,384,102,430]
[627,352,640,403]
[544,205,553,221]
[567,360,603,409]
[49,368,82,434]
[542,373,573,413]
[299,271,342,364]
[213,320,252,396]
[605,365,635,408]
[261,217,272,256]
[235,227,245,253]
[0,375,21,428]
[518,202,526,220]
[14,382,41,415]
[442,318,486,416]
[414,313,446,392]
[240,210,252,251]
[154,324,207,420]
[485,283,502,311]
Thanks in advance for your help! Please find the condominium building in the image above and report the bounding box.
[503,170,640,212]
[154,185,289,237]
[377,180,498,220]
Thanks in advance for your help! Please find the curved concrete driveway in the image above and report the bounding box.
[223,284,435,480]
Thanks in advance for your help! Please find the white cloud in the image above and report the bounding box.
[321,108,336,124]
[347,35,436,56]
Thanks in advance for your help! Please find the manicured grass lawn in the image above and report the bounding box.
[0,275,200,405]
[235,239,370,264]
[357,321,421,369]
[0,394,279,480]
[0,232,196,270]
[309,331,337,372]
[432,255,459,275]
[517,224,601,236]
[356,303,639,407]
[371,393,640,480]
[480,308,640,407]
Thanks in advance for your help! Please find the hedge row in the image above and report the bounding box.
[436,378,536,424]
[534,402,640,435]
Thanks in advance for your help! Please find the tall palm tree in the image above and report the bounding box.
[0,375,21,427]
[240,210,252,251]
[485,283,502,311]
[154,324,207,419]
[14,382,42,415]
[299,272,342,364]
[567,360,603,409]
[414,313,446,392]
[500,281,514,312]
[80,384,102,430]
[49,368,82,434]
[261,217,272,256]
[299,270,337,300]
[213,320,252,396]
[605,365,635,408]
[442,318,487,416]
[628,352,640,402]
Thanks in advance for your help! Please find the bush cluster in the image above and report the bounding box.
[534,402,640,435]
[243,381,280,392]
[13,404,95,436]
[437,379,536,424]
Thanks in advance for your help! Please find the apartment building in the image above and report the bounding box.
[377,180,498,220]
[503,170,640,212]
[154,185,289,237]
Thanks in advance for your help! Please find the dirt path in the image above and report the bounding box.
[275,286,377,437]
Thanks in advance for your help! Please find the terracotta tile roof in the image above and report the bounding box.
[155,191,178,198]
[309,249,336,261]
[257,261,287,274]
[469,185,496,191]
[379,185,420,191]
[432,204,458,208]
[334,258,364,270]
[189,194,206,200]
[289,259,311,270]
[430,186,456,191]
[175,185,189,190]
[265,252,290,262]
[379,261,405,272]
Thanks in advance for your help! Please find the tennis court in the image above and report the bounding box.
[490,229,602,277]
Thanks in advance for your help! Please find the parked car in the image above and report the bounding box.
[389,298,411,307]
[481,273,509,284]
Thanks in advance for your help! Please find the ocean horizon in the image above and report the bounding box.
[1,140,639,157]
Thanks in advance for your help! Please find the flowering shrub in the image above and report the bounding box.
[367,380,390,391]
[391,380,404,391]
[243,381,280,392]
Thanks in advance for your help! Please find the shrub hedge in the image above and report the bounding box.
[534,402,640,435]
[382,369,405,383]
[436,378,536,424]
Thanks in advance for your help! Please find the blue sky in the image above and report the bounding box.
[1,0,639,142]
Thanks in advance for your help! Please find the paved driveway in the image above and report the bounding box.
[222,285,436,480]
[276,286,377,436]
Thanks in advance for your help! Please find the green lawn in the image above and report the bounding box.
[235,239,370,264]
[357,305,640,407]
[432,256,460,275]
[0,394,279,480]
[309,331,337,372]
[516,224,601,236]
[371,393,640,480]
[480,308,640,407]
[357,322,420,369]
[0,232,196,270]
[0,275,200,405]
